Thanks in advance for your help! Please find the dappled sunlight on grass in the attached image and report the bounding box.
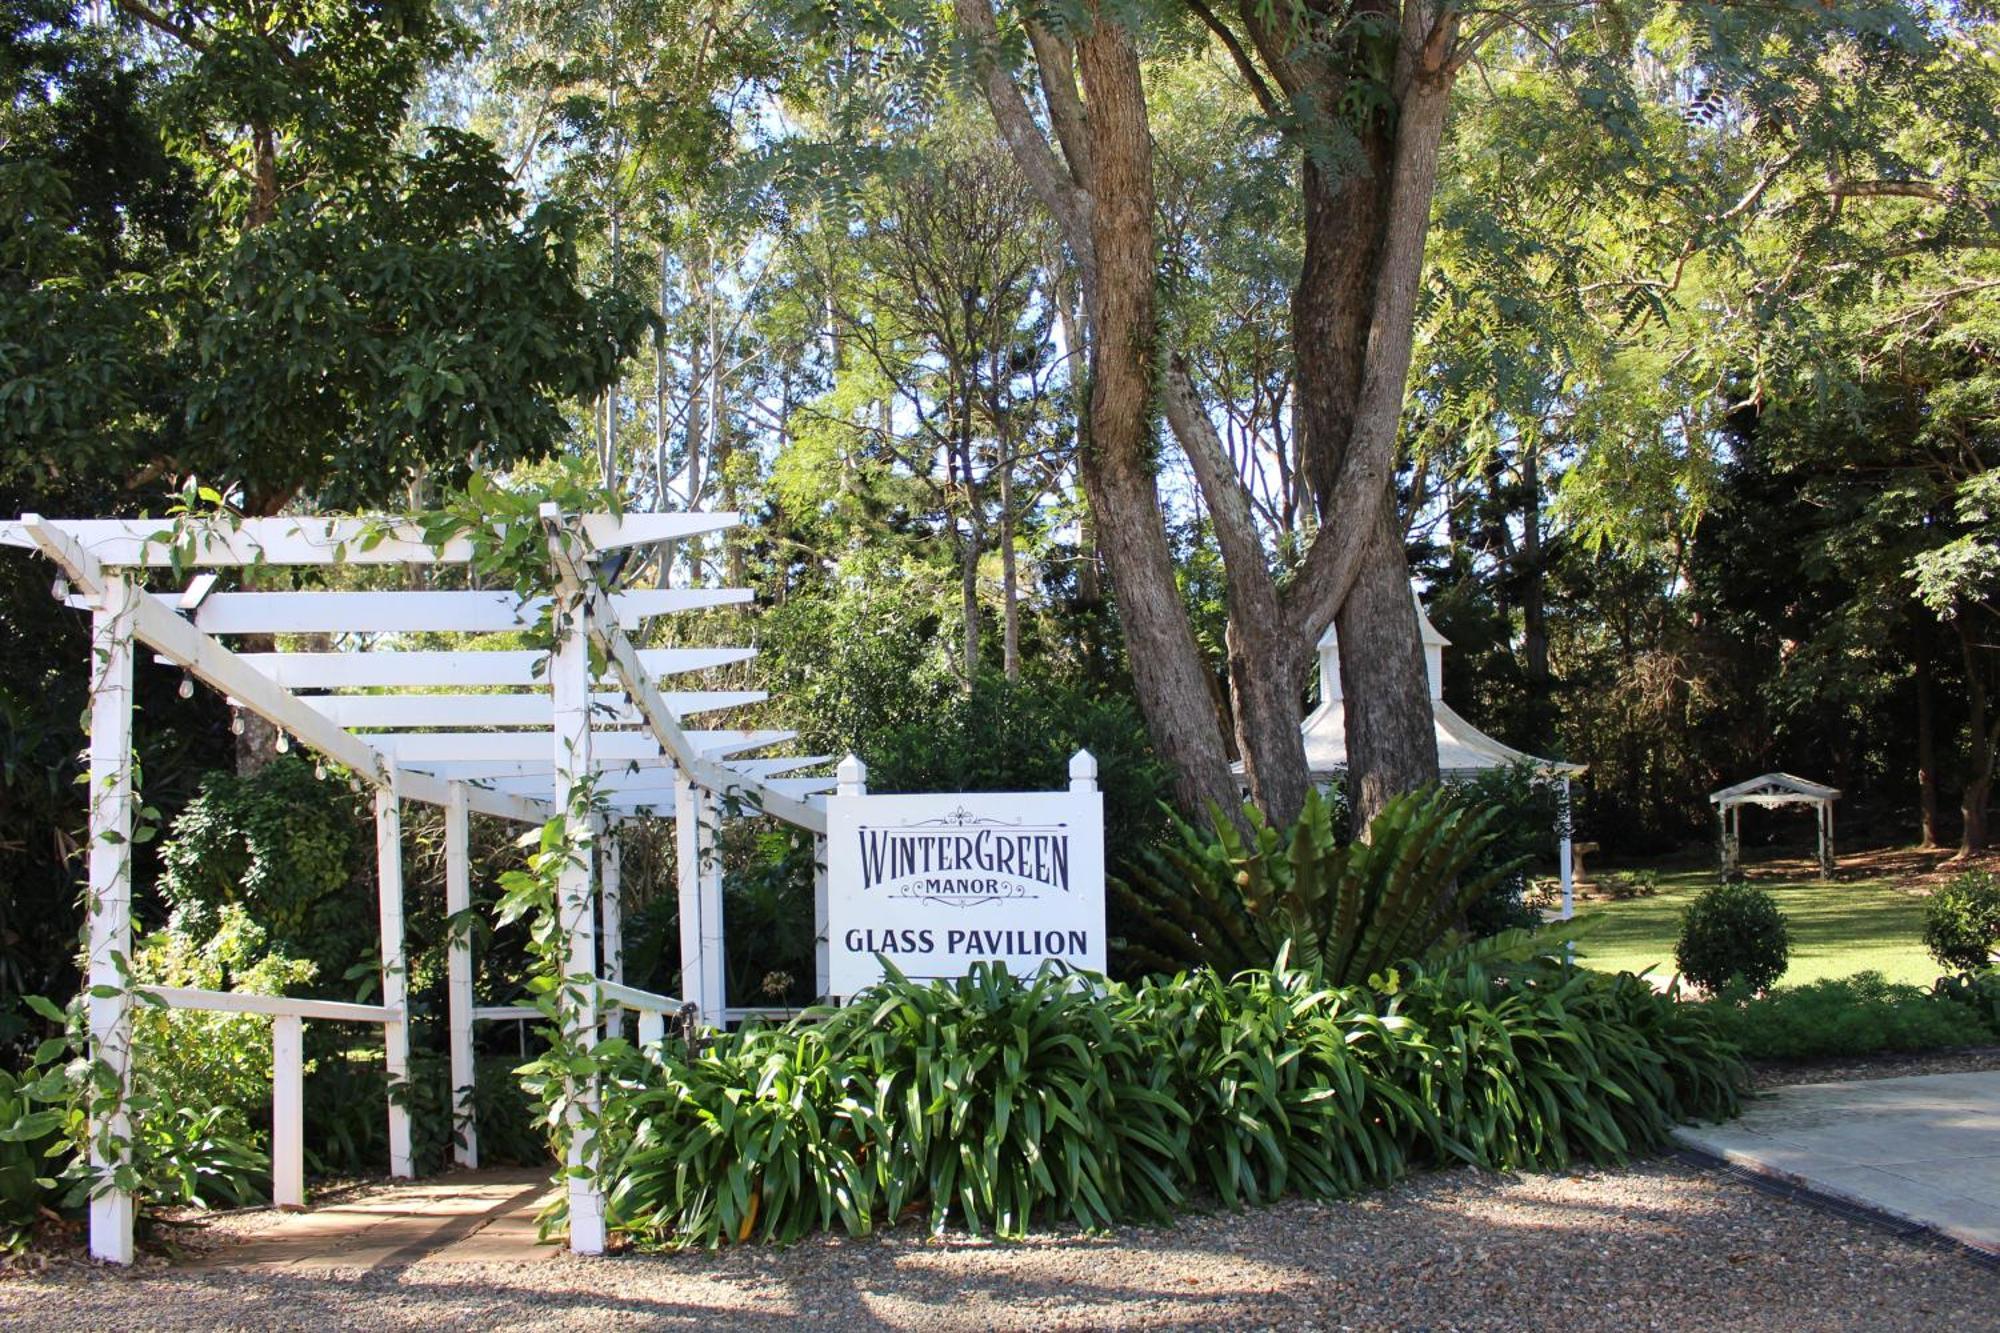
[1576,864,1938,987]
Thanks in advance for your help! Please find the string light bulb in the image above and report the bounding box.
[231,709,245,736]
[275,732,291,754]
[178,674,195,700]
[314,761,327,781]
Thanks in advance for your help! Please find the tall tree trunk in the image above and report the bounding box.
[998,411,1021,682]
[1960,619,1994,856]
[1916,642,1941,849]
[1286,56,1456,829]
[655,243,672,512]
[1072,19,1243,818]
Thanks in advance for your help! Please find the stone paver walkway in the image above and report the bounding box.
[197,1168,558,1271]
[1673,1070,2000,1256]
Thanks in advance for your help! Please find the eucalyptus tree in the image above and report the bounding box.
[774,125,1072,681]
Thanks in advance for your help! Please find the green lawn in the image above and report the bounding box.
[1574,865,1941,987]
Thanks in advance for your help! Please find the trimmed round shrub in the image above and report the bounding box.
[1676,882,1791,992]
[1923,870,2000,973]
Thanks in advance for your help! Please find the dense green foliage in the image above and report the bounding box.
[157,760,372,995]
[1113,786,1521,981]
[1923,870,2000,973]
[1933,969,2000,1033]
[1698,972,2000,1063]
[578,953,1741,1247]
[1675,883,1792,993]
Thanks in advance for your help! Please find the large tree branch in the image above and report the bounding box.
[1023,19,1094,191]
[953,0,1095,297]
[1282,34,1456,642]
[1185,0,1280,118]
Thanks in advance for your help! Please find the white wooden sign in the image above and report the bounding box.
[825,767,1105,995]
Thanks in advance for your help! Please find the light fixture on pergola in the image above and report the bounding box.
[1,507,833,1264]
[1709,772,1841,879]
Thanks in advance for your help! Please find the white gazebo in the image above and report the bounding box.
[1,508,835,1264]
[1709,772,1840,878]
[1271,598,1586,916]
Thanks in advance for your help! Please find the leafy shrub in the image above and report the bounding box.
[1113,786,1523,982]
[1923,870,2000,973]
[1675,882,1790,992]
[1700,972,1998,1061]
[8,995,268,1221]
[1932,969,2000,1034]
[576,952,1742,1248]
[1447,765,1559,935]
[1602,870,1661,900]
[130,904,317,1156]
[158,758,374,994]
[0,1065,63,1251]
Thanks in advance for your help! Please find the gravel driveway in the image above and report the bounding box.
[4,1159,1993,1330]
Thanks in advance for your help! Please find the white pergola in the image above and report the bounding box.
[0,508,834,1263]
[1710,772,1840,879]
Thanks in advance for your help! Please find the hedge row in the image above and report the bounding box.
[571,948,1744,1247]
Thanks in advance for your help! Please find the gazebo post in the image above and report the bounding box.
[1819,799,1836,878]
[85,573,137,1264]
[1557,778,1574,922]
[374,779,414,1179]
[551,561,606,1255]
[444,781,477,1169]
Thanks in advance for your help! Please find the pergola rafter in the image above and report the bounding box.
[0,507,828,1264]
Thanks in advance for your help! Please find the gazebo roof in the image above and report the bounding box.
[1236,593,1584,780]
[1709,772,1840,805]
[1297,693,1586,779]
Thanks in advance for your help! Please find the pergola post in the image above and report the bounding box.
[674,771,703,1019]
[85,573,137,1264]
[1819,799,1836,878]
[445,781,477,1169]
[374,780,414,1178]
[271,1014,305,1208]
[551,569,606,1255]
[697,787,726,1022]
[812,832,830,1000]
[600,821,623,988]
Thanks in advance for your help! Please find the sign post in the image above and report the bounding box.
[824,750,1105,996]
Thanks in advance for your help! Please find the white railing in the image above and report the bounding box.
[137,986,400,1212]
[599,980,686,1047]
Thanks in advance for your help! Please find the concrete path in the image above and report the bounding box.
[196,1168,559,1272]
[1674,1071,2000,1256]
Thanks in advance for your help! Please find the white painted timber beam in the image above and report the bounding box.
[228,646,752,689]
[190,587,752,635]
[542,511,828,834]
[549,533,606,1256]
[444,783,477,1169]
[396,768,550,824]
[21,522,549,834]
[137,986,401,1024]
[373,729,795,764]
[0,512,739,568]
[304,691,765,730]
